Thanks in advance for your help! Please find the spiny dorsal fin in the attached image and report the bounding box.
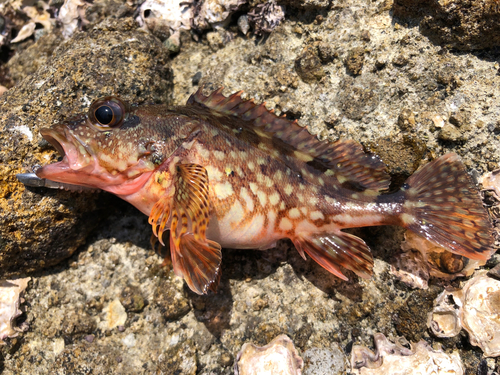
[187,87,390,192]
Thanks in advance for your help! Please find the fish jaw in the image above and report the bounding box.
[36,126,155,195]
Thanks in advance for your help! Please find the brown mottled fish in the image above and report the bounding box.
[35,88,496,294]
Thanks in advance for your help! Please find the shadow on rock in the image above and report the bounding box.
[392,0,500,51]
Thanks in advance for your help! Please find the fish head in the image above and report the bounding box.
[36,96,162,195]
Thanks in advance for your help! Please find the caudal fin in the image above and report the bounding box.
[401,153,495,261]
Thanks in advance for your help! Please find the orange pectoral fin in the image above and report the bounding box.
[169,163,222,295]
[149,195,172,245]
[293,231,374,280]
[171,234,222,294]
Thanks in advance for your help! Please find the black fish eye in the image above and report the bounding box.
[89,96,128,129]
[95,105,114,125]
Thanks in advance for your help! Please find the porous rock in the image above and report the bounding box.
[393,0,500,50]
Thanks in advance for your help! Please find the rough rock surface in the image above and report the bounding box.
[0,18,172,277]
[393,0,500,50]
[0,0,499,373]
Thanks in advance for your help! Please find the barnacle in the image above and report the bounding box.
[247,0,285,35]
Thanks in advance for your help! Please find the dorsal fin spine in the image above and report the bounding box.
[188,87,391,192]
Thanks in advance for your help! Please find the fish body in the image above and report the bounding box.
[36,89,495,294]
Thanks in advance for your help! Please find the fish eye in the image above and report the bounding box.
[89,97,128,129]
[95,105,114,125]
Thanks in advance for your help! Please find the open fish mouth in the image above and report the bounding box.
[36,126,95,183]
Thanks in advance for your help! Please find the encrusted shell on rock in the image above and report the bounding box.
[193,0,247,30]
[428,272,500,357]
[136,0,193,41]
[58,0,89,39]
[482,168,500,199]
[235,334,303,375]
[391,231,487,289]
[247,0,285,35]
[0,278,30,343]
[351,333,464,374]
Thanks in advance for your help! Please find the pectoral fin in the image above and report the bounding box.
[168,163,222,295]
[293,231,374,280]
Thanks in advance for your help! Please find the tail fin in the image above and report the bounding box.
[401,153,495,261]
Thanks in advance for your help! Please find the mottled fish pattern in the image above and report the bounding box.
[36,88,496,294]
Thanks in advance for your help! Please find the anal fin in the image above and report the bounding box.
[293,231,374,280]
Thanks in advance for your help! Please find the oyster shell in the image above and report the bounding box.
[428,272,500,357]
[58,0,89,39]
[193,0,247,30]
[136,0,193,42]
[351,333,464,374]
[391,231,486,289]
[235,334,303,375]
[0,278,30,343]
[426,288,462,338]
[482,168,500,200]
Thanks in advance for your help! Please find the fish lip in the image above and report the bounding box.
[36,126,95,180]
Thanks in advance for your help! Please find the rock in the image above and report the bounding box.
[337,77,380,121]
[393,0,500,50]
[294,46,325,83]
[397,108,416,131]
[438,123,466,143]
[279,0,330,9]
[119,285,145,313]
[0,18,172,278]
[193,0,247,30]
[156,340,197,374]
[345,47,365,76]
[365,136,427,188]
[302,345,347,375]
[154,277,191,321]
[317,42,337,63]
[100,299,127,331]
[393,288,440,342]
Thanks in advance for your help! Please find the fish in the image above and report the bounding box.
[35,88,496,294]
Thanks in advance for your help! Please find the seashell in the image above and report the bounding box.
[391,231,487,289]
[351,333,464,374]
[193,0,247,30]
[10,22,35,43]
[426,289,462,338]
[11,3,54,43]
[58,0,88,39]
[482,168,500,199]
[247,0,285,35]
[0,278,30,343]
[235,334,303,375]
[136,0,193,41]
[428,272,500,357]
